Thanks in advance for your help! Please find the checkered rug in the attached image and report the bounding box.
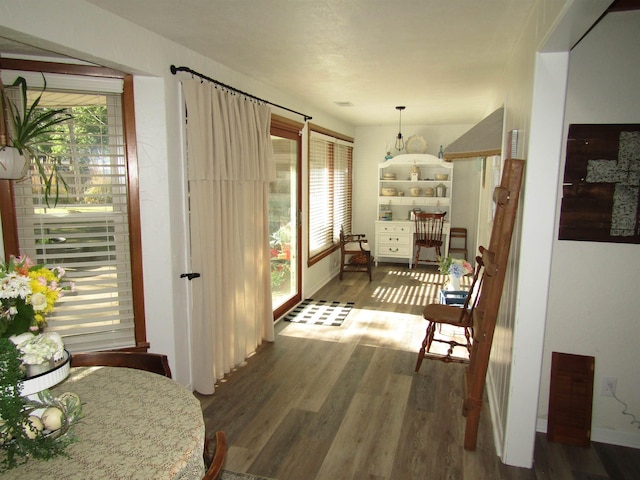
[283,299,354,326]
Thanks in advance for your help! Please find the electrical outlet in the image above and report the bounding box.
[601,377,617,397]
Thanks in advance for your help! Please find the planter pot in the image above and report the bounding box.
[20,350,71,398]
[0,146,29,180]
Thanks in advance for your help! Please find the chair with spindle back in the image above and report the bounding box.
[413,212,446,268]
[203,431,227,479]
[415,251,484,369]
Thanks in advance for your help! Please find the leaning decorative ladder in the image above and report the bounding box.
[462,158,525,450]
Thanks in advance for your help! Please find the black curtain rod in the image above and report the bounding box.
[170,65,312,122]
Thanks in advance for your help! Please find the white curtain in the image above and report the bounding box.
[182,80,275,395]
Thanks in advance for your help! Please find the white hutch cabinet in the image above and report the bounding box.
[375,154,453,267]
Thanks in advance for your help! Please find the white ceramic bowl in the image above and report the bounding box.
[381,187,397,196]
[409,187,422,197]
[20,350,71,397]
[435,173,449,180]
[424,187,435,197]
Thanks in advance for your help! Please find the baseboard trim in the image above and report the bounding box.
[536,418,640,449]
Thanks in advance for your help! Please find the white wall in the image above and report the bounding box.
[0,0,353,386]
[537,10,640,449]
[488,0,614,467]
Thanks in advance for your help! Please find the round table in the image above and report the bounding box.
[3,367,205,479]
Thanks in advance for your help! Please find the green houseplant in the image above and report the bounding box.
[0,75,72,206]
[0,338,82,471]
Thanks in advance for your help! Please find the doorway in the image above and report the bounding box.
[270,117,302,319]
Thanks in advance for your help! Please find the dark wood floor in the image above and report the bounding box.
[196,264,640,479]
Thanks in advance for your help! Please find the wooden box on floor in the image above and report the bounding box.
[547,351,595,447]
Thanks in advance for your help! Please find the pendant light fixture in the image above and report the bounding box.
[395,106,406,151]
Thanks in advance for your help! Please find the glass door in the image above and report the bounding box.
[270,120,302,318]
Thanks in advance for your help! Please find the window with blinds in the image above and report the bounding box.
[308,130,353,262]
[8,77,136,352]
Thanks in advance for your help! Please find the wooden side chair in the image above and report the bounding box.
[339,227,372,281]
[203,431,227,480]
[413,212,446,268]
[415,252,484,370]
[448,227,468,260]
[70,351,172,378]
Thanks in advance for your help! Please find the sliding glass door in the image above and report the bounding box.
[270,118,302,318]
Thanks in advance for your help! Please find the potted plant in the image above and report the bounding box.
[0,75,72,205]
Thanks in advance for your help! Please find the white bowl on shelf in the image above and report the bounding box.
[409,187,422,197]
[435,173,449,180]
[381,187,397,196]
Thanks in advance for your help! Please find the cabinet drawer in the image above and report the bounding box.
[378,244,412,257]
[376,223,412,234]
[378,233,412,246]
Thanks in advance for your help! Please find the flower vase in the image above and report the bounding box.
[20,350,71,397]
[26,358,55,378]
[447,274,461,291]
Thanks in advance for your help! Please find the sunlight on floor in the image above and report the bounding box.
[279,266,471,361]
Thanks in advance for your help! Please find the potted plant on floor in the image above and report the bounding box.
[0,75,72,206]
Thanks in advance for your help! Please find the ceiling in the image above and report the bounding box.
[1,1,631,126]
[82,0,535,126]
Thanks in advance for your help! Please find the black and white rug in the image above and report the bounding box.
[283,298,354,326]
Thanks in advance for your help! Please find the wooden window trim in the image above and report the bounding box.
[270,114,304,320]
[0,60,147,349]
[307,124,354,266]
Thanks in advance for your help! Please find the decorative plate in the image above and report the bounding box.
[406,135,428,154]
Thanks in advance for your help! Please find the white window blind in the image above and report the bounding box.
[9,75,136,352]
[308,131,353,260]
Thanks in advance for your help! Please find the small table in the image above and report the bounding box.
[2,367,205,480]
[439,289,469,306]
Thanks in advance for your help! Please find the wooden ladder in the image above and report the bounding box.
[463,158,525,450]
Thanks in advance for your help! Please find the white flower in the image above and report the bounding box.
[17,334,60,365]
[30,292,48,312]
[9,332,35,345]
[0,272,31,299]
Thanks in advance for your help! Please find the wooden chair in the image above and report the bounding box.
[203,431,227,480]
[413,212,446,268]
[70,351,172,378]
[448,227,468,260]
[415,252,484,370]
[339,227,372,281]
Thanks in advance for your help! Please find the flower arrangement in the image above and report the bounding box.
[0,338,82,471]
[0,255,74,339]
[438,256,473,278]
[0,257,80,470]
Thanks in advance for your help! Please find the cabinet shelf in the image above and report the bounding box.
[376,154,454,267]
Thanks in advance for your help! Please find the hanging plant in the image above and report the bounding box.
[1,75,72,206]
